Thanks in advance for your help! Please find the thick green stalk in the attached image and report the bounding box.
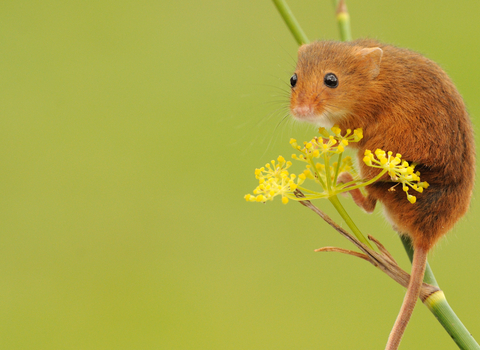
[271,0,309,45]
[424,291,480,350]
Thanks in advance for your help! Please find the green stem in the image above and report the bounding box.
[328,195,374,249]
[307,158,327,191]
[333,152,343,186]
[335,169,388,194]
[324,154,332,191]
[271,0,310,45]
[334,0,352,42]
[424,291,480,350]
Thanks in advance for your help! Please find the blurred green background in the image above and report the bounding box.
[0,1,479,349]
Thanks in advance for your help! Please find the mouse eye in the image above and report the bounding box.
[324,73,338,88]
[290,73,297,88]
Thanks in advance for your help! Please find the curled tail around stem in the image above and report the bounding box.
[385,246,428,350]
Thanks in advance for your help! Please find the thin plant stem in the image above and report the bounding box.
[328,195,373,249]
[271,0,309,45]
[335,169,388,193]
[333,0,352,42]
[306,158,327,190]
[324,154,332,191]
[333,152,343,185]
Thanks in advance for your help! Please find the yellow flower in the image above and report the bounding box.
[246,126,364,203]
[363,149,429,203]
[291,127,363,163]
[246,125,427,205]
[245,156,306,204]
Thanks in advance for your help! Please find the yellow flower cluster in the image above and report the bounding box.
[244,156,306,204]
[363,149,429,203]
[245,127,364,204]
[245,126,427,205]
[290,126,363,160]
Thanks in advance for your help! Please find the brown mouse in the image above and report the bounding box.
[289,39,475,349]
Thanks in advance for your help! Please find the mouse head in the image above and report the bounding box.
[290,41,383,128]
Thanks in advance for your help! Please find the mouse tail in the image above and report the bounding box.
[385,246,428,350]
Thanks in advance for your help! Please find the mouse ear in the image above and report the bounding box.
[355,47,383,79]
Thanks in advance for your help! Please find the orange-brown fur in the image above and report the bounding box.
[289,39,475,349]
[290,39,475,251]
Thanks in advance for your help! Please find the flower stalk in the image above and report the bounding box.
[328,195,372,248]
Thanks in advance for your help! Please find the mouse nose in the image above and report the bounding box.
[291,104,315,117]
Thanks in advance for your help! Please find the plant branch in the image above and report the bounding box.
[294,189,439,301]
[296,189,480,349]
